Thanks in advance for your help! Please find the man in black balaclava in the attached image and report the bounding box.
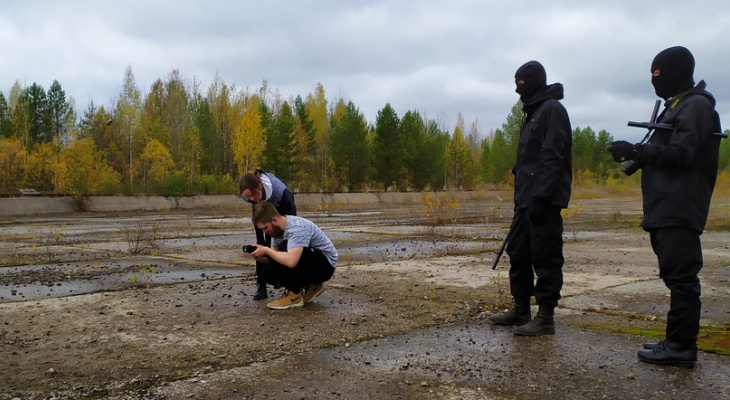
[514,61,547,100]
[489,61,572,336]
[608,46,723,368]
[651,46,695,100]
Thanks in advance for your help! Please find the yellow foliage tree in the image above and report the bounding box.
[231,97,265,175]
[23,141,63,193]
[63,138,121,196]
[139,139,174,193]
[306,83,331,188]
[0,138,27,194]
[574,169,595,186]
[446,118,476,189]
[208,73,235,175]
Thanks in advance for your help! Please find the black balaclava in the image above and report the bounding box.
[651,46,695,99]
[515,61,547,100]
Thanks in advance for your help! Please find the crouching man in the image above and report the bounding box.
[246,200,338,310]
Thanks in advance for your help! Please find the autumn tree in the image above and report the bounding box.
[63,138,120,196]
[231,94,265,175]
[11,97,31,150]
[0,73,643,195]
[140,79,168,158]
[139,139,174,194]
[0,138,26,193]
[208,74,235,177]
[306,83,331,190]
[8,81,23,115]
[23,142,62,192]
[190,92,217,174]
[163,69,189,168]
[445,116,476,189]
[292,95,317,191]
[176,83,203,193]
[467,118,482,176]
[78,101,113,150]
[115,65,142,192]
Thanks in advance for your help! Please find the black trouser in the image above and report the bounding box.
[253,189,297,287]
[254,226,271,287]
[649,227,703,347]
[261,247,335,293]
[505,207,564,307]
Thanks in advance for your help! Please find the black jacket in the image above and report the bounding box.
[512,83,573,210]
[637,81,722,232]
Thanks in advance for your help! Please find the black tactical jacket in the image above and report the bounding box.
[512,84,573,211]
[637,81,722,232]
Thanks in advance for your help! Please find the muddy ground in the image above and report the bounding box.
[0,191,729,400]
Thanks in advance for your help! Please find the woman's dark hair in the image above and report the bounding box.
[239,171,262,193]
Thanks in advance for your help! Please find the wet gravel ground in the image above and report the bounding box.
[0,194,729,399]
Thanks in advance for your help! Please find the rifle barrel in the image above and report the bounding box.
[627,121,673,130]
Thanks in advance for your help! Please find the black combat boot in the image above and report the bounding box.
[253,283,268,300]
[638,340,697,368]
[489,298,531,326]
[514,304,555,336]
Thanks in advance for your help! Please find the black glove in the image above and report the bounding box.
[608,141,637,162]
[529,197,548,223]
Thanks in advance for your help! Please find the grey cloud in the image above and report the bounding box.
[1,1,729,141]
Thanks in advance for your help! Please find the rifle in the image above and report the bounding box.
[622,99,728,174]
[492,212,521,270]
[621,100,673,176]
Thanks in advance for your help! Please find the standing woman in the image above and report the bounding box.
[240,170,297,300]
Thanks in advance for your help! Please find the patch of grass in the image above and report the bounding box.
[583,321,664,340]
[698,324,730,355]
[580,309,730,355]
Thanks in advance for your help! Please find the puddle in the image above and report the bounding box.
[339,238,490,263]
[0,229,616,303]
[0,259,249,303]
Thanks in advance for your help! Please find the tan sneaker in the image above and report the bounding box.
[267,290,304,310]
[303,283,327,303]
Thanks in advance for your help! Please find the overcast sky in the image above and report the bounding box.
[1,1,728,141]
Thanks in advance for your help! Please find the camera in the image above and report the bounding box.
[242,245,257,253]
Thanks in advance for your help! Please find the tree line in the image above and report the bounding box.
[1,66,729,196]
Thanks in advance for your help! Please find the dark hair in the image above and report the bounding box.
[239,171,261,193]
[252,200,280,225]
